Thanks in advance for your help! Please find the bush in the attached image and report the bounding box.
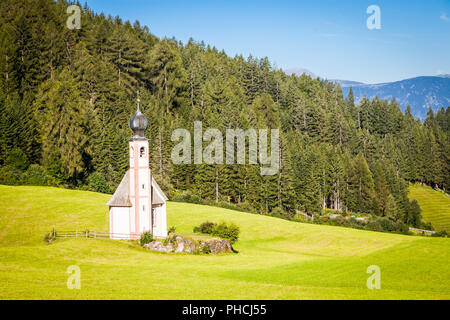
[86,172,110,194]
[168,226,176,234]
[199,221,216,234]
[194,220,240,244]
[378,217,395,232]
[270,207,284,218]
[420,221,434,231]
[394,221,409,234]
[237,201,255,213]
[6,148,29,171]
[44,229,56,243]
[139,231,153,246]
[365,221,383,232]
[173,190,203,204]
[21,164,56,186]
[333,215,346,225]
[431,230,448,238]
[200,242,211,254]
[211,221,240,244]
[0,166,21,185]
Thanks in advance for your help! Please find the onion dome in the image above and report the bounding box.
[129,106,149,140]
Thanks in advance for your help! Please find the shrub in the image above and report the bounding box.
[431,230,448,238]
[21,164,56,186]
[200,242,211,254]
[168,226,176,234]
[237,201,255,213]
[211,221,240,244]
[333,215,346,225]
[0,166,21,185]
[420,221,434,231]
[44,229,56,243]
[173,190,203,204]
[270,207,284,218]
[394,221,409,234]
[87,172,110,193]
[199,221,216,234]
[320,216,330,223]
[378,217,395,232]
[194,220,240,244]
[6,148,29,171]
[365,221,383,232]
[139,231,153,246]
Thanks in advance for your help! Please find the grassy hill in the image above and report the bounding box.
[409,184,450,232]
[0,185,449,299]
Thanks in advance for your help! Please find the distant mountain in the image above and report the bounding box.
[284,68,317,78]
[335,76,450,120]
[330,79,366,87]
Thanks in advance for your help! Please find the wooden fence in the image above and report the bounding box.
[53,230,140,240]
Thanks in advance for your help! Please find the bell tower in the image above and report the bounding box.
[128,91,152,237]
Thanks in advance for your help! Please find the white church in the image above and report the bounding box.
[107,101,168,239]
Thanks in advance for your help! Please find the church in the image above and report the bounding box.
[106,101,168,239]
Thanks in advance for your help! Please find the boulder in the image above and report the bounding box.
[144,241,174,253]
[204,239,233,254]
[143,235,233,254]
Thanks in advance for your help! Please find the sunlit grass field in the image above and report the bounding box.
[409,183,450,232]
[0,185,449,299]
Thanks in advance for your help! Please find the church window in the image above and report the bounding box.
[140,147,145,157]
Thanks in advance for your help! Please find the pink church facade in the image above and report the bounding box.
[107,105,167,239]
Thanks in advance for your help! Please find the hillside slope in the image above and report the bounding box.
[409,184,450,232]
[0,185,449,299]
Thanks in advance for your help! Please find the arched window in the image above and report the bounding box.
[130,146,134,158]
[140,147,145,158]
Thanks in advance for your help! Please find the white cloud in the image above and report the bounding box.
[440,12,450,22]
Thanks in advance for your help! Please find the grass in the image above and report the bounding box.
[0,185,449,299]
[409,183,450,232]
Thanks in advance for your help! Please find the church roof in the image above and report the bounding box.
[129,107,149,140]
[106,170,168,207]
[106,170,132,207]
[152,176,169,205]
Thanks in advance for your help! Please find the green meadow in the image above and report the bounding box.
[0,185,449,299]
[409,184,450,232]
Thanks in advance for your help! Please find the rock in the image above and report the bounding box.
[204,239,233,254]
[143,235,233,254]
[144,241,174,253]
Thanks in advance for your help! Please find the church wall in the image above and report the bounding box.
[111,207,131,239]
[152,203,168,238]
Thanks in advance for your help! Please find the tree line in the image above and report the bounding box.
[0,0,448,229]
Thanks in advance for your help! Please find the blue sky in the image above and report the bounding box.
[84,0,450,84]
